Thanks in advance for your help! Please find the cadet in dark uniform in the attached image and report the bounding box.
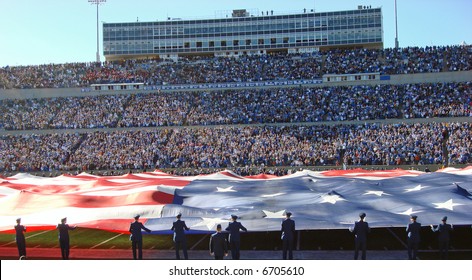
[209,224,228,260]
[406,215,421,260]
[171,213,190,260]
[129,214,151,260]
[430,216,453,259]
[349,212,371,260]
[14,218,26,259]
[57,217,77,260]
[281,211,295,260]
[225,214,247,260]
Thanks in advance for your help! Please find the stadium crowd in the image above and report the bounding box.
[0,82,470,130]
[1,45,470,89]
[0,44,471,176]
[0,122,470,173]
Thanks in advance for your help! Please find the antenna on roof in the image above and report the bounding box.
[395,0,399,49]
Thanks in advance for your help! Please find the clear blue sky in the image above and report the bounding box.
[0,0,471,66]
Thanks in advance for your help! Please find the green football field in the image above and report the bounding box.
[0,228,181,250]
[3,226,472,253]
[0,228,290,251]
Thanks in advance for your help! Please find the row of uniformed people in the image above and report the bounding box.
[13,213,453,260]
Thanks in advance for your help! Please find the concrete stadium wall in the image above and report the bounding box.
[319,70,472,87]
[1,163,468,178]
[1,116,470,137]
[0,87,127,100]
[389,70,472,84]
[1,71,471,100]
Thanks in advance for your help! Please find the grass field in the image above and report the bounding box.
[0,228,209,250]
[2,226,471,252]
[0,229,170,250]
[1,227,471,260]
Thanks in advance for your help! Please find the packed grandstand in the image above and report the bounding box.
[0,46,471,89]
[0,45,471,176]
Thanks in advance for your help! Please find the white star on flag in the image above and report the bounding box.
[432,199,464,211]
[192,217,228,230]
[320,193,346,204]
[261,192,285,198]
[363,190,390,197]
[397,207,422,216]
[216,186,236,192]
[262,209,286,218]
[404,184,427,192]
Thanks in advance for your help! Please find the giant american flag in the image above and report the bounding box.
[1,167,471,234]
